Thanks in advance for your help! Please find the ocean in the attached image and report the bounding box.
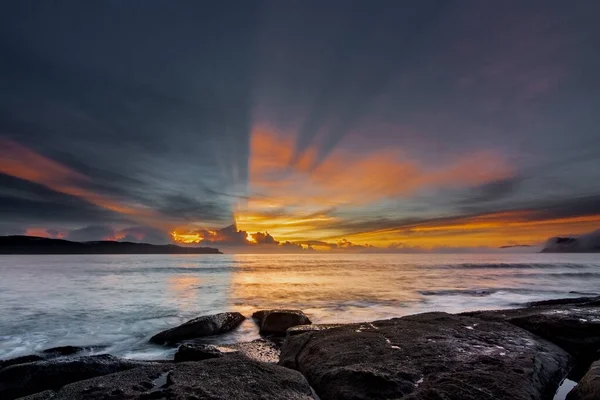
[0,253,598,361]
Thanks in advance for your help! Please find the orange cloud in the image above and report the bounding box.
[247,128,513,207]
[0,139,155,219]
[23,228,65,239]
[237,127,515,242]
[336,211,600,249]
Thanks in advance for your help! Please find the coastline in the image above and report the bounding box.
[1,296,599,399]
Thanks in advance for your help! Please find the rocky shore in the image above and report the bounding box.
[1,298,599,399]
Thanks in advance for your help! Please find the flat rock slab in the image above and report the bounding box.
[253,310,312,336]
[175,339,280,363]
[0,355,148,399]
[280,312,571,400]
[149,312,245,345]
[465,297,600,366]
[567,360,600,400]
[41,357,317,399]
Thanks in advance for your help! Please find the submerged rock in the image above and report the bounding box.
[1,345,100,372]
[0,355,44,371]
[41,346,85,357]
[149,312,245,345]
[253,310,311,335]
[0,354,147,399]
[567,360,600,400]
[280,312,571,400]
[39,357,316,399]
[465,297,600,368]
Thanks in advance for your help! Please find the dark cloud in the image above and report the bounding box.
[0,1,260,228]
[0,174,124,226]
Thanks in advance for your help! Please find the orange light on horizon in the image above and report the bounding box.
[171,231,204,244]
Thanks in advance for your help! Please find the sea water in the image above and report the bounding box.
[0,253,598,360]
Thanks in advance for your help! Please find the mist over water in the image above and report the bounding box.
[1,253,599,360]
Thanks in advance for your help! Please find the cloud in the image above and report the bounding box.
[247,128,513,206]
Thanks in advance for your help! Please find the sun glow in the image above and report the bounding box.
[170,231,204,244]
[246,232,257,244]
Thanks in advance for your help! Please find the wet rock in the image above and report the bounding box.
[465,297,600,367]
[174,343,233,362]
[567,360,600,400]
[0,354,148,399]
[287,324,348,337]
[45,357,316,399]
[149,312,245,345]
[0,355,45,370]
[252,310,311,336]
[280,312,571,400]
[174,339,281,363]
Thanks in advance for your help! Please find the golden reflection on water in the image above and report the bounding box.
[167,275,203,310]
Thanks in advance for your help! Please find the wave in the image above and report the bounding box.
[418,287,567,297]
[431,263,598,270]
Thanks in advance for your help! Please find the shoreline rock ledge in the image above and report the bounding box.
[280,312,571,400]
[149,312,245,345]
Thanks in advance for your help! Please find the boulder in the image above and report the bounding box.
[280,312,571,400]
[252,310,311,335]
[174,339,280,363]
[0,354,148,399]
[465,297,600,368]
[567,360,600,399]
[149,312,245,345]
[41,357,317,399]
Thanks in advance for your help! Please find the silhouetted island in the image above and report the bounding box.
[0,236,221,255]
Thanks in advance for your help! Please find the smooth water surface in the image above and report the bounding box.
[1,253,599,359]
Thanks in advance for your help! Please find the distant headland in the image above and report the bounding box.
[0,236,221,255]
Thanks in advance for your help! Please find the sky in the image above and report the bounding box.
[1,1,599,252]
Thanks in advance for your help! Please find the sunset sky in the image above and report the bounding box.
[1,1,599,252]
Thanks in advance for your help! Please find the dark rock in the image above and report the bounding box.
[287,324,348,337]
[567,360,600,400]
[0,355,44,370]
[149,312,245,345]
[229,339,280,363]
[465,298,600,368]
[15,390,56,399]
[45,357,316,399]
[42,346,85,357]
[0,354,148,399]
[174,339,281,363]
[527,296,600,307]
[280,312,571,400]
[174,344,232,362]
[252,310,311,336]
